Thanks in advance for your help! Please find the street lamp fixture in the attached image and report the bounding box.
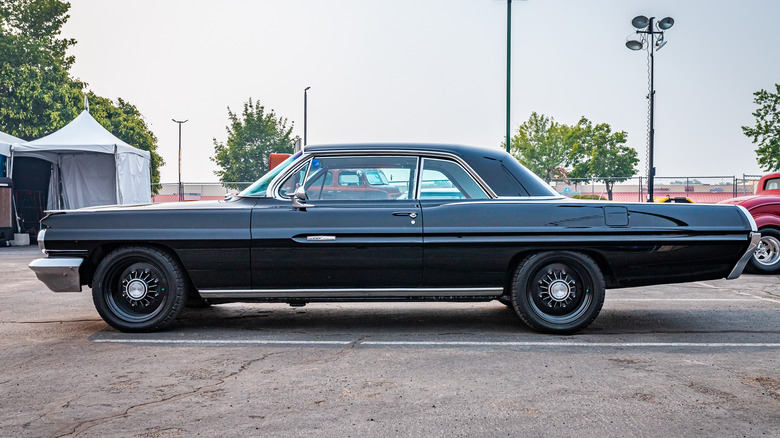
[172,118,188,202]
[626,15,674,202]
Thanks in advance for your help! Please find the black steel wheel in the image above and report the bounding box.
[511,251,605,334]
[92,246,188,332]
[747,228,780,274]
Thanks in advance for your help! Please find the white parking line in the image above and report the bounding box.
[733,291,780,304]
[90,339,780,348]
[93,339,352,345]
[609,299,757,302]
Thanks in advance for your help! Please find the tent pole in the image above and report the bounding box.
[7,145,20,232]
[8,145,13,178]
[114,145,122,204]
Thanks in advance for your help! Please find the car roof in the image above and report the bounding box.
[302,143,558,197]
[303,143,507,161]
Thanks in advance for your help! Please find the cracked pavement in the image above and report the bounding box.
[1,245,779,437]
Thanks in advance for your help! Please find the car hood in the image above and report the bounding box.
[719,195,780,209]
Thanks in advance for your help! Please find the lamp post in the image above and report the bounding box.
[504,0,527,153]
[626,15,674,202]
[172,118,188,202]
[304,87,311,146]
[505,0,512,153]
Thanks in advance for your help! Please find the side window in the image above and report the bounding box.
[419,158,488,200]
[303,156,418,201]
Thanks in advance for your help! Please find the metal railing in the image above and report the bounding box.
[151,182,252,203]
[549,174,764,203]
[152,174,767,204]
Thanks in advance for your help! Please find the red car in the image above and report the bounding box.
[720,172,780,274]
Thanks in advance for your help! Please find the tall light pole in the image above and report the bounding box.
[172,118,188,202]
[505,0,512,152]
[626,15,674,202]
[304,87,311,146]
[504,0,527,152]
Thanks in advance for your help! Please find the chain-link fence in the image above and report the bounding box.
[152,174,767,204]
[151,182,252,203]
[549,174,766,203]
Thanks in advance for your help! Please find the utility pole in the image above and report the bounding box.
[304,87,311,146]
[172,119,188,202]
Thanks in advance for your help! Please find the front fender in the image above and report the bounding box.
[753,213,780,230]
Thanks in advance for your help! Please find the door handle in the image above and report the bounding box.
[392,211,418,219]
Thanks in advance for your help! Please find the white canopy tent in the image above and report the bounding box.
[0,131,22,177]
[10,110,152,210]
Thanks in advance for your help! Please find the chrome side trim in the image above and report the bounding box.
[736,205,758,232]
[199,287,503,299]
[727,232,761,280]
[37,229,46,254]
[44,249,89,256]
[307,235,336,241]
[28,257,84,292]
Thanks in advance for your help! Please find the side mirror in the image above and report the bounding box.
[292,186,314,211]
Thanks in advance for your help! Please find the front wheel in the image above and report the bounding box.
[511,251,605,334]
[92,246,188,332]
[747,228,780,274]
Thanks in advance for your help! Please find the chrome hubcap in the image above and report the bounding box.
[126,279,147,299]
[539,270,576,307]
[121,269,160,306]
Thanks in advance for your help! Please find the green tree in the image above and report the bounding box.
[0,0,83,138]
[0,0,163,185]
[742,83,780,171]
[506,112,572,182]
[212,98,297,185]
[568,117,638,200]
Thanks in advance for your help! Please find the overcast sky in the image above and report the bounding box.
[62,0,777,183]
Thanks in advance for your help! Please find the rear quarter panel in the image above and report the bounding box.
[420,200,752,289]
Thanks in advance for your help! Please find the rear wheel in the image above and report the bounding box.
[511,251,605,334]
[92,246,188,332]
[747,228,780,274]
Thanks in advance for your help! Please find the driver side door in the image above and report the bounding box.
[250,155,422,290]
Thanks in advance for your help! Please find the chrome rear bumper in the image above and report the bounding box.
[727,232,761,280]
[29,258,84,292]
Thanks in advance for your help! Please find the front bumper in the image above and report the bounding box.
[727,232,761,280]
[29,258,84,292]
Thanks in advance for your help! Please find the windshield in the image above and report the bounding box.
[238,151,302,197]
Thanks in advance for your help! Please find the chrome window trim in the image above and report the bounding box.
[268,149,498,200]
[271,156,314,201]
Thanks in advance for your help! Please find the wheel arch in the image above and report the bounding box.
[503,248,617,294]
[84,242,192,289]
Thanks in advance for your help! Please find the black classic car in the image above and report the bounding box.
[29,144,760,334]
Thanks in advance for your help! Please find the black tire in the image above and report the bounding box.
[511,251,605,334]
[747,228,780,274]
[92,246,188,332]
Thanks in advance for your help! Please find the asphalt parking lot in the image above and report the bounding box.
[1,245,779,437]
